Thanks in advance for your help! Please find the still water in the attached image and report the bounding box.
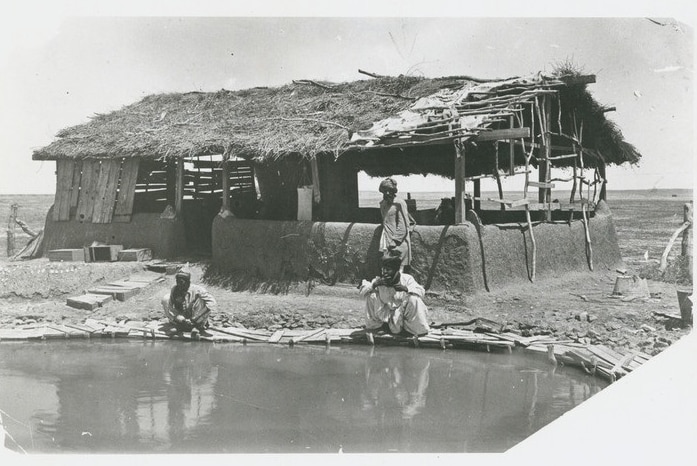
[0,340,606,453]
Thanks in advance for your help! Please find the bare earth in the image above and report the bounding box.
[0,258,690,357]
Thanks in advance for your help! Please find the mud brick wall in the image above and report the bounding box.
[212,201,623,295]
[42,206,186,258]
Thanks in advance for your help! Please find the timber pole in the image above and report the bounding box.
[175,158,184,217]
[454,139,467,224]
[598,161,607,202]
[683,202,693,281]
[542,96,552,221]
[6,203,18,257]
[220,159,232,217]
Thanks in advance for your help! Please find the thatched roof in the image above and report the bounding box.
[32,71,641,170]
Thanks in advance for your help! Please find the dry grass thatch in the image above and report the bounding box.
[32,72,641,168]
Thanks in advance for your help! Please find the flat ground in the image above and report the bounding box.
[0,191,692,356]
[0,257,690,356]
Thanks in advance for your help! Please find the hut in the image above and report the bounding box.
[33,68,640,293]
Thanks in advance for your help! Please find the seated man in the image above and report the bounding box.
[358,255,430,337]
[161,266,217,336]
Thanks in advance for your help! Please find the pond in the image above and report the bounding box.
[0,340,607,453]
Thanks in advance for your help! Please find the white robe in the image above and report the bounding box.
[359,273,430,336]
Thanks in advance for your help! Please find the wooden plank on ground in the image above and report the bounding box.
[118,248,153,262]
[268,330,285,343]
[113,158,139,222]
[208,326,269,341]
[87,286,141,301]
[0,329,43,340]
[484,332,530,346]
[76,160,100,223]
[47,249,85,262]
[613,352,637,374]
[34,327,70,340]
[53,160,74,221]
[565,349,613,369]
[126,272,165,283]
[293,328,326,343]
[63,323,99,336]
[107,280,150,290]
[585,345,621,367]
[66,293,113,310]
[92,160,121,223]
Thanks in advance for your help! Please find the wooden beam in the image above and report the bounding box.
[221,160,230,214]
[475,127,530,142]
[539,96,552,221]
[175,158,184,216]
[527,181,555,189]
[310,158,321,204]
[598,160,607,201]
[509,117,515,176]
[486,198,529,208]
[454,140,466,224]
[527,202,561,211]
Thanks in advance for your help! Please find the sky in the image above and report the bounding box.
[0,1,694,194]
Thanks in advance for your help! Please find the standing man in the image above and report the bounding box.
[161,265,217,336]
[359,255,430,337]
[378,177,414,271]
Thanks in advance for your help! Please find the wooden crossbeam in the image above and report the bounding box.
[527,181,555,189]
[486,197,529,208]
[475,127,530,141]
[548,153,578,161]
[527,202,561,211]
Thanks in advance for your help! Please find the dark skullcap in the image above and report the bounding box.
[379,177,398,193]
[381,253,402,269]
[175,265,191,279]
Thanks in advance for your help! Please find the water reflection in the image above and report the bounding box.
[139,344,218,451]
[0,341,606,453]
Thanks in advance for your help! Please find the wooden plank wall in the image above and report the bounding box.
[53,160,75,221]
[76,160,101,222]
[113,159,139,222]
[69,160,83,216]
[51,158,141,223]
[92,160,121,223]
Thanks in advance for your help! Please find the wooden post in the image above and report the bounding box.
[454,140,467,224]
[473,179,481,211]
[175,158,184,217]
[539,97,552,221]
[6,203,18,257]
[598,161,607,202]
[509,116,515,176]
[494,142,505,211]
[220,159,231,216]
[683,202,693,281]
